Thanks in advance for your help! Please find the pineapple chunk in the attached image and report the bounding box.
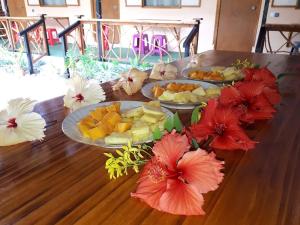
[142,105,165,116]
[192,86,206,96]
[104,132,133,145]
[205,87,221,97]
[140,113,163,124]
[144,100,161,108]
[131,124,151,142]
[158,90,175,101]
[122,107,144,118]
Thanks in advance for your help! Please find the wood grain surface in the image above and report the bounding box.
[0,50,300,225]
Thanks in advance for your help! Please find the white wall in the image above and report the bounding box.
[266,3,300,53]
[119,0,218,53]
[25,0,92,24]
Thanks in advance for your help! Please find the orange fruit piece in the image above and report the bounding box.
[115,122,132,133]
[77,122,91,138]
[103,111,121,129]
[90,107,107,121]
[106,102,121,113]
[80,115,97,128]
[153,86,165,98]
[88,125,108,140]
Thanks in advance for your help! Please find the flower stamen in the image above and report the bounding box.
[214,123,226,136]
[74,93,84,102]
[7,118,17,128]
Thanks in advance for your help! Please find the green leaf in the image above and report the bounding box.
[191,106,200,125]
[173,112,183,133]
[164,117,174,132]
[191,138,199,149]
[254,64,260,69]
[152,127,163,140]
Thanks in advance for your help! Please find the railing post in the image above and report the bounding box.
[6,19,15,51]
[41,14,50,56]
[255,26,266,53]
[96,0,103,61]
[23,33,34,74]
[183,18,202,57]
[78,22,85,54]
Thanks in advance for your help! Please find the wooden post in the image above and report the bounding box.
[41,14,50,56]
[23,33,34,74]
[6,19,15,51]
[78,23,85,54]
[96,0,103,61]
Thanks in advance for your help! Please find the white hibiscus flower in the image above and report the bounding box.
[0,98,46,146]
[63,76,106,111]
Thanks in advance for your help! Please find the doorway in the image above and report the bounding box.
[91,0,120,43]
[214,0,262,52]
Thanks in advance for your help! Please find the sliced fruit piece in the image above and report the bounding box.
[140,113,163,124]
[115,122,132,133]
[158,90,175,101]
[88,125,108,140]
[205,87,221,96]
[90,107,107,121]
[152,86,165,98]
[142,104,165,116]
[106,102,121,113]
[80,115,97,128]
[77,122,91,138]
[103,111,121,128]
[144,100,161,108]
[104,132,133,145]
[192,86,206,96]
[122,107,144,118]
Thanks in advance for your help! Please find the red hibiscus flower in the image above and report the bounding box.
[244,67,276,87]
[243,67,280,105]
[190,99,256,151]
[131,132,224,215]
[220,82,276,124]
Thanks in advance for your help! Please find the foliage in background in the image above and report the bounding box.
[65,47,153,81]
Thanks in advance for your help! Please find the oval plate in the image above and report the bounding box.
[182,66,243,84]
[62,101,173,148]
[141,79,219,108]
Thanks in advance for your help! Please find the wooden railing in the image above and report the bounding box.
[255,23,300,54]
[58,18,201,66]
[0,15,69,74]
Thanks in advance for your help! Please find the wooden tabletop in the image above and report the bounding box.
[1,50,300,225]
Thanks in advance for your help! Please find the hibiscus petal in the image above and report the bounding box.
[177,150,224,193]
[131,158,168,210]
[159,179,205,215]
[211,126,256,150]
[7,98,36,117]
[152,132,190,171]
[263,87,281,105]
[239,95,275,123]
[236,81,264,99]
[219,86,241,106]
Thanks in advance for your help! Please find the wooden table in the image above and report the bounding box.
[1,50,300,225]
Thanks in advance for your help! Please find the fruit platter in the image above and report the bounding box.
[62,101,173,148]
[141,79,221,108]
[182,66,244,83]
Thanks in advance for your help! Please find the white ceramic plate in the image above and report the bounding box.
[182,66,243,84]
[62,101,173,148]
[141,79,219,108]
